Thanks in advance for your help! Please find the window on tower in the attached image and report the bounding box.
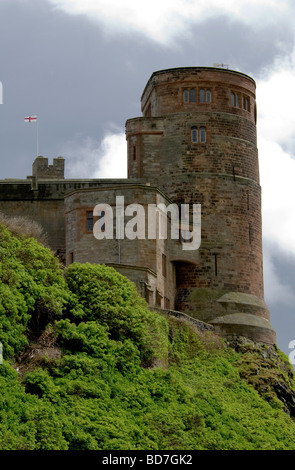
[183,88,196,103]
[86,211,93,232]
[191,126,206,143]
[200,126,206,143]
[191,126,198,143]
[200,88,211,103]
[230,91,250,112]
[183,89,189,103]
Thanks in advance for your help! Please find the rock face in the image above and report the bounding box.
[229,337,295,416]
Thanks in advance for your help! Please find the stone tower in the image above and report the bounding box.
[126,67,276,344]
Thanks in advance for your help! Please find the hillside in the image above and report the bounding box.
[1,221,295,450]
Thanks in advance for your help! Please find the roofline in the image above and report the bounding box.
[141,66,256,100]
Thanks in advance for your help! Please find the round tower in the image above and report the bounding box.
[126,67,276,344]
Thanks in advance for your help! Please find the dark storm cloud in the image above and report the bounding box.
[1,0,295,358]
[1,0,295,179]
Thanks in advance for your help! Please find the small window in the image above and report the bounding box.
[191,126,198,143]
[200,88,211,103]
[86,211,93,232]
[231,91,244,108]
[133,146,136,161]
[199,89,205,103]
[243,96,250,111]
[183,88,196,103]
[190,89,196,102]
[191,126,206,143]
[183,89,189,103]
[200,126,206,143]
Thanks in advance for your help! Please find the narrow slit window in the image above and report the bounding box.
[162,253,167,277]
[214,254,218,277]
[133,146,136,161]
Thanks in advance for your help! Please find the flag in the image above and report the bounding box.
[24,116,37,123]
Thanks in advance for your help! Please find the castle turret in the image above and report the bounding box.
[126,67,276,344]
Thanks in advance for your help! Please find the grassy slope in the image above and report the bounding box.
[0,222,295,450]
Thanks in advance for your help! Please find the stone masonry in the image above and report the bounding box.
[0,67,276,345]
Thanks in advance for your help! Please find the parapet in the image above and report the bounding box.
[32,156,65,180]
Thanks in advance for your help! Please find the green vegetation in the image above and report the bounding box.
[1,222,295,450]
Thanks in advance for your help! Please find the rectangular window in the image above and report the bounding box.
[86,211,93,232]
[190,89,196,102]
[191,126,198,143]
[199,89,205,102]
[200,126,206,143]
[183,89,189,103]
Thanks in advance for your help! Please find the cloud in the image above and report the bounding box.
[257,52,295,143]
[47,0,293,45]
[259,139,295,254]
[63,131,127,179]
[256,53,295,255]
[263,241,295,305]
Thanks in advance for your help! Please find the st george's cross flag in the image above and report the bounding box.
[24,116,37,123]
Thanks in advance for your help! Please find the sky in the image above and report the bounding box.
[0,0,295,358]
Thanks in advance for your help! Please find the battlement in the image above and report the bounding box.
[32,156,65,180]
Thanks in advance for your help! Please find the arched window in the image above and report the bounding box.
[243,95,250,111]
[183,89,189,103]
[190,89,196,102]
[200,126,206,143]
[206,89,211,102]
[191,126,198,143]
[199,89,205,103]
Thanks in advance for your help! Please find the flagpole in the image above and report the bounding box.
[36,115,38,157]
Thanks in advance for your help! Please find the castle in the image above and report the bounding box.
[0,67,276,345]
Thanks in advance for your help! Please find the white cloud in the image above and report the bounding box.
[257,53,295,143]
[96,132,127,178]
[48,0,292,44]
[256,53,295,256]
[259,139,295,254]
[63,131,127,179]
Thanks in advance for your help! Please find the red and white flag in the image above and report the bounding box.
[24,115,37,123]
